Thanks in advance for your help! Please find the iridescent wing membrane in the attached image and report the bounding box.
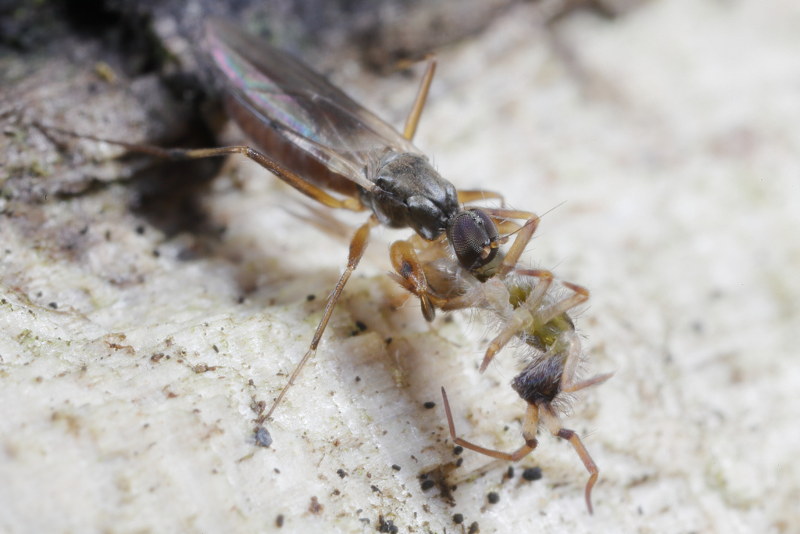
[205,19,420,192]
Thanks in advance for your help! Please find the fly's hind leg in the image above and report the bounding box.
[441,387,539,462]
[262,216,378,422]
[33,122,365,212]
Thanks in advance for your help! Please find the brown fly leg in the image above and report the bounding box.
[32,122,365,212]
[390,232,490,320]
[389,239,438,321]
[481,208,541,275]
[442,387,540,462]
[457,189,505,206]
[263,216,378,421]
[403,55,437,141]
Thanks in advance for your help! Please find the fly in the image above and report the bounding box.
[34,20,540,427]
[201,20,539,421]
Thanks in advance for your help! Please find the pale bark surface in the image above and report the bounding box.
[1,1,796,532]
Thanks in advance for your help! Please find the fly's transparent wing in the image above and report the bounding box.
[205,19,421,190]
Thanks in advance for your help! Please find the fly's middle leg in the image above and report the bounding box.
[262,215,378,422]
[403,55,437,141]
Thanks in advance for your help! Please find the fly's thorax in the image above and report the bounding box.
[363,152,459,240]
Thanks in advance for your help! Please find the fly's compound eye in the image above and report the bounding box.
[447,209,500,271]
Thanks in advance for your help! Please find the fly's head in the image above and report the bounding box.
[446,208,503,280]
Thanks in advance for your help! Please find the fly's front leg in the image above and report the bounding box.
[457,189,505,206]
[389,239,437,321]
[481,208,541,276]
[389,236,480,320]
[262,216,378,422]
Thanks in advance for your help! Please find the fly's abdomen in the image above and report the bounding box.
[225,94,360,198]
